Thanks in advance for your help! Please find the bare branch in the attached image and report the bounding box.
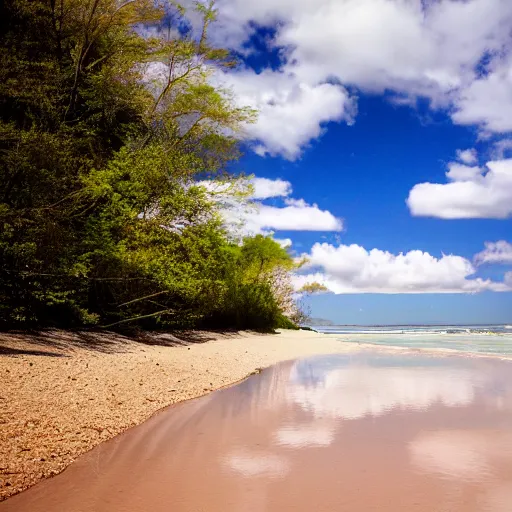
[117,290,169,307]
[101,309,171,328]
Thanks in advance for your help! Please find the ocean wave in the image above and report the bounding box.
[315,325,509,336]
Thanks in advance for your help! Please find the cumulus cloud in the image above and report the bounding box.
[294,243,510,294]
[474,241,512,265]
[456,149,478,165]
[445,162,482,182]
[201,176,342,235]
[199,176,291,199]
[274,238,293,248]
[452,59,512,133]
[242,199,343,233]
[493,138,512,159]
[205,0,512,158]
[252,177,292,199]
[407,158,512,219]
[216,0,511,93]
[220,70,355,159]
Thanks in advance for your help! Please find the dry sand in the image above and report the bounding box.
[0,328,356,500]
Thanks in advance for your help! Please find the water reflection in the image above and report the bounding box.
[409,431,494,480]
[4,353,512,512]
[410,430,512,474]
[224,449,290,478]
[274,423,335,448]
[287,356,487,421]
[409,430,512,511]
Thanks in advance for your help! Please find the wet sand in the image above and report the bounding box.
[0,329,359,499]
[3,352,512,512]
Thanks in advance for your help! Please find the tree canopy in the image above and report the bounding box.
[0,0,301,331]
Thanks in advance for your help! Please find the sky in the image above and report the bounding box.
[192,0,512,324]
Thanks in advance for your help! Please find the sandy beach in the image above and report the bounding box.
[3,350,512,512]
[0,328,357,500]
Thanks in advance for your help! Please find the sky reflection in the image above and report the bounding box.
[286,356,488,421]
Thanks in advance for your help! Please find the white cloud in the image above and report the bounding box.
[205,0,512,158]
[216,0,511,94]
[201,176,342,235]
[407,158,512,219]
[456,149,478,165]
[274,238,292,248]
[251,177,292,199]
[294,243,510,294]
[198,176,291,200]
[452,59,512,133]
[445,162,482,182]
[221,70,355,160]
[474,241,512,265]
[242,199,343,233]
[493,138,512,159]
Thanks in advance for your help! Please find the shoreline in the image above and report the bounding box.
[4,336,512,512]
[333,337,512,361]
[2,328,512,502]
[0,328,359,501]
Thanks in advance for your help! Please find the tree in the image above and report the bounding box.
[0,0,297,332]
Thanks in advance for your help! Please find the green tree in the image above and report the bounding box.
[0,0,296,332]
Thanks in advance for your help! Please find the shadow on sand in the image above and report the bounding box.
[0,328,244,357]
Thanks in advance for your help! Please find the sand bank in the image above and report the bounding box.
[0,329,357,500]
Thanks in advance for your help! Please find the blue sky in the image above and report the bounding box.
[194,0,512,324]
[238,95,512,324]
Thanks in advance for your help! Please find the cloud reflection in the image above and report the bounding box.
[409,431,492,480]
[274,424,335,448]
[409,430,512,480]
[287,362,486,420]
[223,449,290,478]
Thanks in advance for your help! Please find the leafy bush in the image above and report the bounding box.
[275,314,300,330]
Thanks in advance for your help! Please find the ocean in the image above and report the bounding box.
[312,324,512,355]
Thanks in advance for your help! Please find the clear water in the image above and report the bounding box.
[312,325,512,355]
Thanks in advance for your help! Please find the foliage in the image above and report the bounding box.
[275,314,300,330]
[298,282,329,294]
[0,0,297,331]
